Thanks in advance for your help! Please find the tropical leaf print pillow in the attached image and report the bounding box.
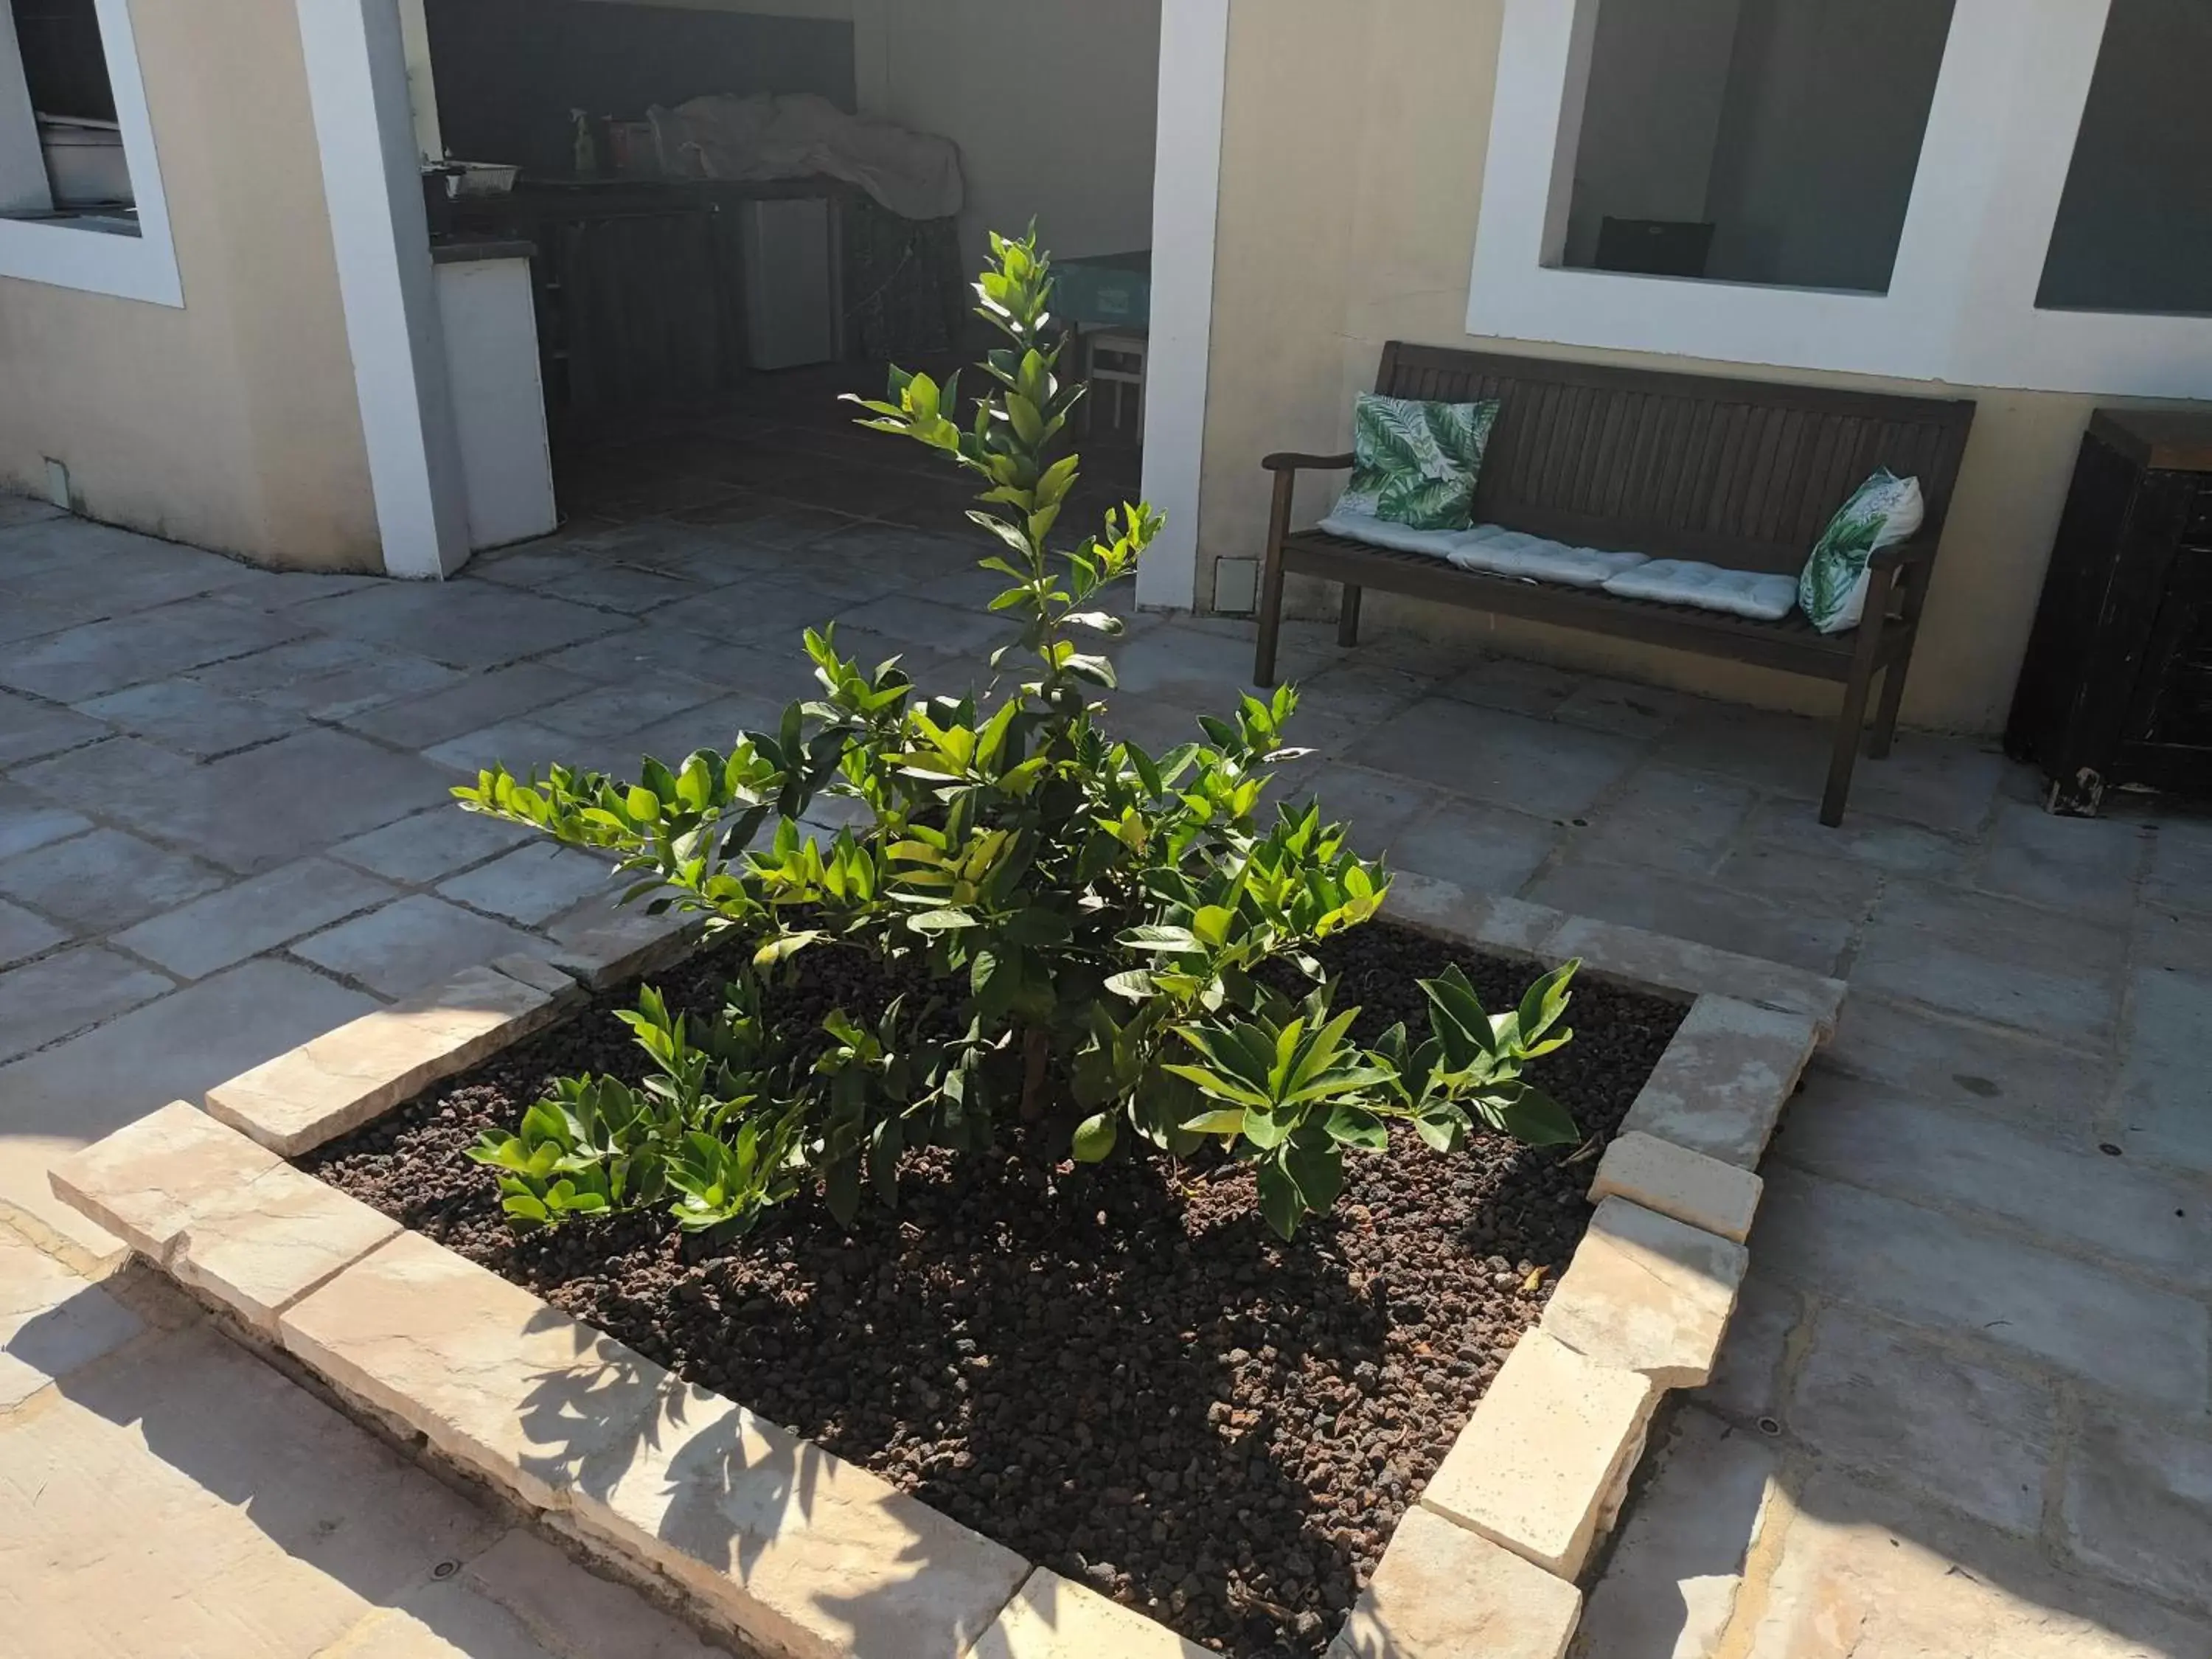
[1798,469,1926,634]
[1336,394,1501,532]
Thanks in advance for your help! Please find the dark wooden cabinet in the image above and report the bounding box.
[2007,410,2212,814]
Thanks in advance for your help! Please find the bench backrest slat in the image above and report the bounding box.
[1377,344,1977,577]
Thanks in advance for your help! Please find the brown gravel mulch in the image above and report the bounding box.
[302,919,1686,1658]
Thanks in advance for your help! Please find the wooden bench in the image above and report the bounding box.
[1256,345,1977,824]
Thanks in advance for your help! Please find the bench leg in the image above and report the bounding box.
[1822,674,1874,827]
[1255,469,1295,688]
[1338,585,1363,647]
[1869,654,1910,759]
[1821,572,1897,826]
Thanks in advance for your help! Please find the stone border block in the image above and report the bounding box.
[279,1229,669,1511]
[47,1100,279,1260]
[489,952,585,1002]
[1539,1196,1747,1388]
[1545,915,1845,1032]
[1617,995,1821,1169]
[1589,1130,1763,1243]
[167,1164,400,1336]
[546,906,707,992]
[968,1569,1217,1658]
[279,1230,1029,1659]
[1420,1329,1660,1579]
[206,961,568,1156]
[1385,872,1567,959]
[47,1099,400,1335]
[1326,1506,1580,1659]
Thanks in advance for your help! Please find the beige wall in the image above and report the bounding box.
[0,0,379,571]
[1197,0,2185,736]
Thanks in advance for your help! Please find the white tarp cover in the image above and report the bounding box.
[646,92,964,221]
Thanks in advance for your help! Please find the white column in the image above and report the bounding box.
[295,0,471,579]
[1134,0,1230,613]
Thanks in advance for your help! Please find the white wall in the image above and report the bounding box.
[577,0,1161,271]
[857,0,1161,271]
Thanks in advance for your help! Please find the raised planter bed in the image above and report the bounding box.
[49,872,1839,1659]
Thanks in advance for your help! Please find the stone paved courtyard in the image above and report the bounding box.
[2,486,2209,1656]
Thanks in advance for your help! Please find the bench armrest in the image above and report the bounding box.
[1867,534,1938,573]
[1262,451,1357,473]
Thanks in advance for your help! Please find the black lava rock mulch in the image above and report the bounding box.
[303,920,1686,1658]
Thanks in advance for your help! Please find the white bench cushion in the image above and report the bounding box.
[1601,560,1799,621]
[1447,526,1651,589]
[1317,505,1470,560]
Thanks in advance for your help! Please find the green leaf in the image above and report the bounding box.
[1284,1131,1346,1212]
[1180,1107,1248,1137]
[1323,1105,1390,1151]
[1120,924,1200,953]
[1255,1160,1304,1241]
[823,1154,861,1225]
[1490,1084,1580,1147]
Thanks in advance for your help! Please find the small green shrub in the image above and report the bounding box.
[459,230,1582,1241]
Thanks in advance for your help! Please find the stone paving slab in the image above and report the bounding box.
[0,946,173,1065]
[2062,1402,2212,1613]
[338,662,599,750]
[0,897,66,969]
[292,894,546,999]
[1852,880,2129,1046]
[438,844,621,928]
[1788,1304,2059,1536]
[2117,964,2212,1177]
[0,596,310,703]
[0,1322,503,1659]
[1741,1466,2212,1658]
[0,1225,143,1408]
[1818,994,2111,1147]
[0,689,108,768]
[1365,699,1642,818]
[1753,1166,2211,1412]
[189,632,466,720]
[0,786,90,860]
[1569,1408,1775,1659]
[1545,917,1844,1029]
[293,580,636,670]
[1589,1130,1763,1243]
[1975,801,2152,918]
[459,1528,737,1659]
[331,806,538,885]
[1571,765,1756,875]
[111,857,400,981]
[1526,855,1851,975]
[1777,1074,2212,1287]
[77,677,304,759]
[0,826,229,934]
[1387,795,1563,894]
[46,1099,280,1259]
[21,728,456,876]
